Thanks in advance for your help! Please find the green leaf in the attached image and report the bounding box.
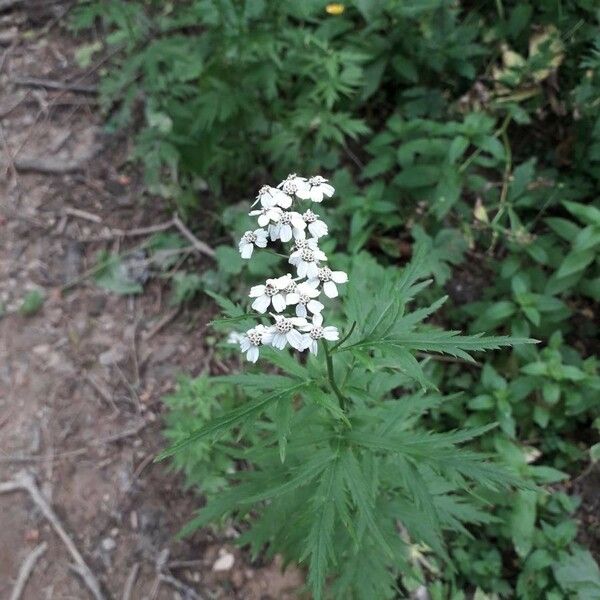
[553,549,600,598]
[556,249,596,279]
[510,490,537,557]
[157,381,308,459]
[303,458,340,600]
[564,201,600,226]
[275,398,293,463]
[393,165,440,188]
[20,290,44,316]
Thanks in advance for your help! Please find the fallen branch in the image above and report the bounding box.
[11,76,97,95]
[172,213,215,258]
[0,471,106,600]
[9,542,48,600]
[121,562,140,600]
[64,207,102,223]
[11,156,93,174]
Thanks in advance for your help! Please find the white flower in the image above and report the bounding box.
[300,313,339,355]
[278,173,311,199]
[263,314,308,350]
[238,228,268,259]
[239,325,268,363]
[249,205,282,227]
[254,185,293,209]
[286,282,324,317]
[302,209,328,238]
[288,245,327,279]
[227,331,244,345]
[292,237,319,252]
[268,211,306,242]
[249,275,292,313]
[305,176,335,203]
[308,266,347,298]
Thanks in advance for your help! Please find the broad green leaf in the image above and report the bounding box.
[510,490,537,557]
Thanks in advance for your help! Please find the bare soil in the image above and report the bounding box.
[0,10,301,600]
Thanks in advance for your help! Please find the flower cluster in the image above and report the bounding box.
[236,175,346,362]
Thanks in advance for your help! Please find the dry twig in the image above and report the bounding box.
[0,471,105,600]
[172,213,215,258]
[121,562,140,600]
[11,76,98,94]
[9,541,48,600]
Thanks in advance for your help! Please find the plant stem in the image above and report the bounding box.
[322,340,347,412]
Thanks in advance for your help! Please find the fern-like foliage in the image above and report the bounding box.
[160,248,534,599]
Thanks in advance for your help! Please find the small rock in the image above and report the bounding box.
[99,345,126,366]
[101,537,116,552]
[212,549,235,572]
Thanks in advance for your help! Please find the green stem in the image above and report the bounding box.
[323,340,347,412]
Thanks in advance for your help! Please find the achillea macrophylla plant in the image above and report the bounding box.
[159,175,533,600]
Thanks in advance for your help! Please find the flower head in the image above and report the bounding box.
[278,174,311,199]
[254,185,293,209]
[239,324,268,362]
[289,245,327,278]
[233,174,347,362]
[308,267,348,298]
[286,282,324,317]
[305,176,335,203]
[302,209,328,238]
[249,275,293,313]
[263,314,308,350]
[268,210,306,243]
[239,228,268,259]
[249,205,282,227]
[300,314,339,354]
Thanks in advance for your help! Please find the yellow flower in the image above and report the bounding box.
[326,3,345,15]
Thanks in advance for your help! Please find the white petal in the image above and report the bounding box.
[272,293,286,312]
[323,281,338,298]
[240,243,253,259]
[290,213,306,229]
[254,228,268,240]
[286,292,300,305]
[272,332,287,349]
[292,227,306,240]
[262,330,274,345]
[269,224,280,241]
[321,183,334,197]
[249,285,266,297]
[295,181,311,199]
[296,304,307,317]
[240,338,251,352]
[252,294,271,313]
[297,261,309,278]
[290,317,308,326]
[287,328,305,351]
[280,224,293,242]
[331,271,348,284]
[306,262,319,279]
[313,313,324,327]
[308,221,328,238]
[255,238,267,248]
[257,213,269,227]
[276,192,293,208]
[306,278,320,288]
[310,188,324,202]
[315,249,327,261]
[247,346,260,362]
[323,326,339,341]
[307,300,324,314]
[309,339,318,355]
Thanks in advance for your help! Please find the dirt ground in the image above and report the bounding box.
[0,9,302,600]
